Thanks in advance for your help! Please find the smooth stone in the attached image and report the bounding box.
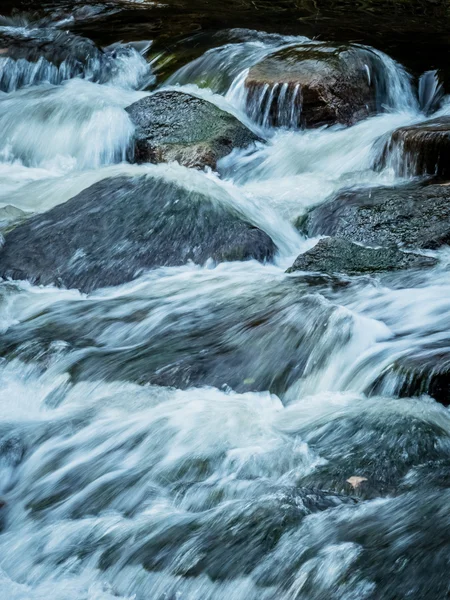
[0,174,276,292]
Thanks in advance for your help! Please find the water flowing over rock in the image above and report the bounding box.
[0,25,153,91]
[126,91,262,169]
[0,175,276,292]
[2,3,450,599]
[0,27,103,91]
[0,274,354,395]
[379,117,450,179]
[303,183,450,249]
[287,237,437,275]
[245,44,386,128]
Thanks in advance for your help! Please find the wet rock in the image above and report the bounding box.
[125,91,262,169]
[287,237,437,275]
[245,44,381,128]
[297,399,447,499]
[303,183,450,249]
[369,349,450,407]
[0,27,104,91]
[0,277,353,396]
[99,487,357,578]
[379,117,450,179]
[0,175,276,292]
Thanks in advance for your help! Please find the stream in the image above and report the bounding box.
[1,2,450,599]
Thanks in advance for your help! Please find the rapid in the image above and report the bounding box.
[0,10,450,600]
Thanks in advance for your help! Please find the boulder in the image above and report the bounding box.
[0,277,354,397]
[245,44,381,128]
[0,175,276,292]
[379,117,450,179]
[303,183,450,249]
[125,91,262,169]
[287,237,437,275]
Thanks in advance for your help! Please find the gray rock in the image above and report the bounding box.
[0,175,276,293]
[0,27,102,66]
[379,116,450,179]
[287,237,437,275]
[303,183,450,249]
[0,277,353,397]
[125,91,262,169]
[369,349,450,407]
[245,44,382,128]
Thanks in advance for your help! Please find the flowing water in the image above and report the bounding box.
[1,9,450,600]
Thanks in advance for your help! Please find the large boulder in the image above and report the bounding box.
[0,175,276,292]
[244,44,382,128]
[303,183,450,249]
[379,117,450,179]
[125,91,262,169]
[287,237,437,275]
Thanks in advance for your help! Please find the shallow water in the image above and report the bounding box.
[0,6,450,600]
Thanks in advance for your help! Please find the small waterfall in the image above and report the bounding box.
[224,44,418,131]
[0,26,154,92]
[0,80,147,169]
[418,70,444,115]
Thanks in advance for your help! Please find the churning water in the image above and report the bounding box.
[1,18,450,600]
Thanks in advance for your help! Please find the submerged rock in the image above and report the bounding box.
[0,175,275,292]
[0,276,354,397]
[379,117,450,179]
[125,91,262,169]
[287,237,437,275]
[245,44,380,128]
[303,183,450,249]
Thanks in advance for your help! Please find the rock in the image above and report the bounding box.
[0,276,354,397]
[125,91,262,169]
[369,350,450,407]
[0,27,104,91]
[303,183,450,250]
[245,44,382,128]
[0,175,276,292]
[379,117,450,179]
[287,237,437,275]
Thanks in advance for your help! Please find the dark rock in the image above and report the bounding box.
[245,44,383,128]
[125,91,262,169]
[287,237,437,275]
[369,348,450,407]
[379,117,450,179]
[0,277,354,396]
[98,486,357,578]
[0,175,276,292]
[0,27,101,65]
[0,27,104,91]
[304,183,450,249]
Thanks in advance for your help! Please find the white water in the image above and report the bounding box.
[0,21,450,600]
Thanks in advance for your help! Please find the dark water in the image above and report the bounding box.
[1,1,450,599]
